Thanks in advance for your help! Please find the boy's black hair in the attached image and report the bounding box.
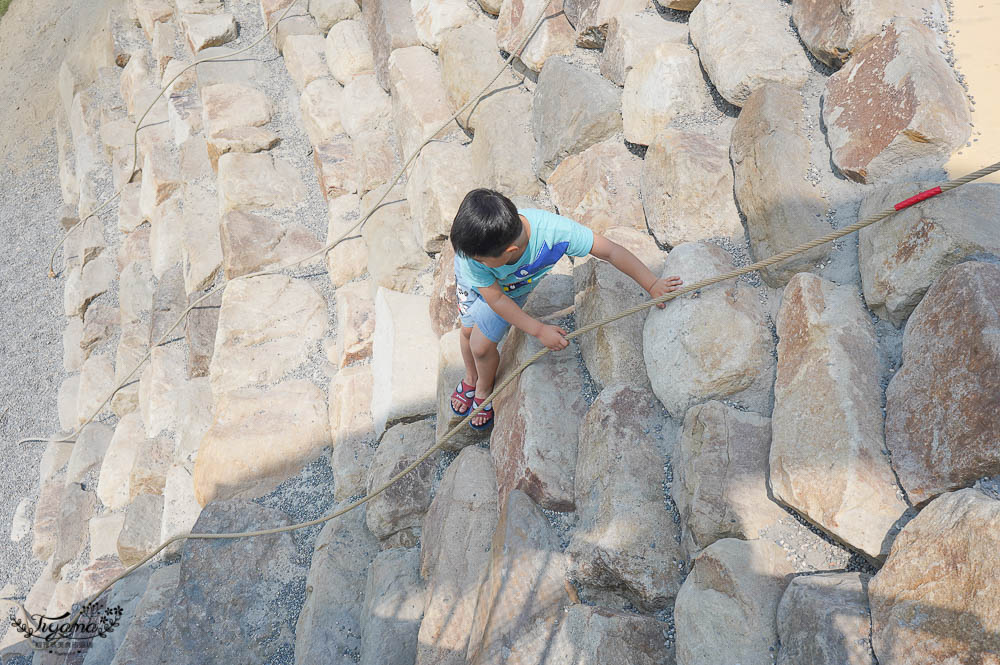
[449,188,522,258]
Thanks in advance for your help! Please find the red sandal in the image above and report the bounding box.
[469,396,494,430]
[450,380,476,416]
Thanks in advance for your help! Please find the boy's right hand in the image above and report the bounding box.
[535,324,569,351]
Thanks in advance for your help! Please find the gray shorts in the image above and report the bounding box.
[454,257,529,344]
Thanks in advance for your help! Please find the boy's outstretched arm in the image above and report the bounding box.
[589,234,683,309]
[479,282,570,351]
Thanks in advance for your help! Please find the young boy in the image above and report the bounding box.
[449,188,683,429]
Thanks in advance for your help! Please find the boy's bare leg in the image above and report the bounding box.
[469,326,500,427]
[452,326,479,413]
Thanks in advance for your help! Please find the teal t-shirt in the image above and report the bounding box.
[455,208,595,299]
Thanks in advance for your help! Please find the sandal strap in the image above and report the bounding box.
[472,397,493,412]
[456,381,476,397]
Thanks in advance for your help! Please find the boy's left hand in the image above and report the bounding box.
[648,276,683,308]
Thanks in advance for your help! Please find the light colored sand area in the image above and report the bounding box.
[0,0,118,166]
[944,0,1000,183]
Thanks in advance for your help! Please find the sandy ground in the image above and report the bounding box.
[0,0,119,622]
[944,0,1000,183]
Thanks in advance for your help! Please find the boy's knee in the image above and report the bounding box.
[461,325,474,339]
[470,330,497,358]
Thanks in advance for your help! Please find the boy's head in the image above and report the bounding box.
[450,188,525,266]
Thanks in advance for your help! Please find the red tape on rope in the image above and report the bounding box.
[894,186,943,211]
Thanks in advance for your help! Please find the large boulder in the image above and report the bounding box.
[869,489,1000,665]
[547,138,646,237]
[491,327,587,512]
[216,152,306,215]
[209,274,328,397]
[622,41,713,146]
[642,242,775,418]
[362,0,420,90]
[387,45,463,159]
[573,227,664,389]
[417,447,498,665]
[771,273,908,560]
[642,128,743,247]
[429,243,461,337]
[361,185,433,293]
[194,380,331,505]
[117,492,163,567]
[219,210,323,279]
[568,385,683,611]
[325,193,368,287]
[777,572,876,665]
[97,414,144,510]
[325,18,376,85]
[496,0,576,72]
[465,490,575,664]
[792,0,945,69]
[294,500,379,665]
[858,182,1000,327]
[360,547,427,665]
[675,538,794,665]
[688,0,810,107]
[821,18,971,183]
[564,0,651,48]
[469,87,541,197]
[531,57,622,180]
[405,141,477,253]
[365,419,438,541]
[674,401,786,557]
[600,11,688,86]
[885,261,1000,506]
[339,74,392,138]
[157,500,307,663]
[410,0,478,51]
[371,288,440,436]
[327,365,376,502]
[437,20,518,131]
[730,83,831,287]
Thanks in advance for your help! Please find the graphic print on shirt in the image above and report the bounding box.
[501,241,569,293]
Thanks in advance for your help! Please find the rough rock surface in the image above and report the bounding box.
[771,273,908,560]
[689,0,810,107]
[361,185,432,293]
[675,401,786,557]
[568,385,683,611]
[642,242,775,418]
[465,490,575,664]
[194,380,331,505]
[885,261,1000,506]
[600,11,688,86]
[417,447,498,665]
[365,419,438,540]
[371,289,440,436]
[642,128,743,247]
[209,274,327,396]
[437,20,518,132]
[573,227,664,389]
[496,0,576,72]
[491,328,587,512]
[531,56,622,180]
[547,138,645,237]
[564,0,651,49]
[295,501,379,665]
[858,182,1000,327]
[869,489,1000,665]
[675,538,795,665]
[777,572,876,665]
[822,18,971,183]
[429,243,461,337]
[731,83,831,287]
[792,0,944,68]
[469,87,541,197]
[328,365,376,502]
[622,41,713,145]
[155,500,307,664]
[360,547,426,665]
[363,0,420,90]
